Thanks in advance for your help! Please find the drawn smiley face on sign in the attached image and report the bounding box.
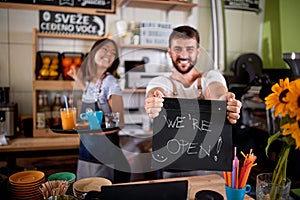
[152,152,168,163]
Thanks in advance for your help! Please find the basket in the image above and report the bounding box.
[36,51,61,80]
[61,52,85,80]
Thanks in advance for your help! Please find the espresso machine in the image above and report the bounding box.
[283,52,300,79]
[0,87,18,137]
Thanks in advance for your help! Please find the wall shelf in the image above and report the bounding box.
[118,0,197,12]
[35,31,110,41]
[120,43,168,51]
[33,80,75,91]
[123,88,146,93]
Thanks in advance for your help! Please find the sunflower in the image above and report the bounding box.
[281,121,300,149]
[286,79,300,121]
[265,78,290,117]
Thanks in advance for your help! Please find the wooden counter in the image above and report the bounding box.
[115,174,254,200]
[0,136,80,167]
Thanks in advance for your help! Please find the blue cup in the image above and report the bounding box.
[225,184,251,200]
[80,110,103,130]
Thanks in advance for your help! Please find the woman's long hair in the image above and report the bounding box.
[80,38,120,81]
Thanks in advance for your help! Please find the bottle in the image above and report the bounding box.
[43,93,51,128]
[51,93,62,127]
[36,93,46,129]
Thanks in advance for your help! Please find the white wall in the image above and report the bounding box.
[0,0,262,116]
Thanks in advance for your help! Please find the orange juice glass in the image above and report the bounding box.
[60,108,76,130]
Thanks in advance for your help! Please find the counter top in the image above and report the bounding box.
[116,174,254,200]
[0,136,80,152]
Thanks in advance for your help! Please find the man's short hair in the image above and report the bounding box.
[169,25,200,47]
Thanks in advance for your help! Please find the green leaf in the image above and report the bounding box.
[265,131,282,157]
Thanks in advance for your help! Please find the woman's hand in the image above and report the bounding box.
[67,65,86,91]
[67,65,78,80]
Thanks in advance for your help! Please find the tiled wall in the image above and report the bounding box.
[0,0,262,117]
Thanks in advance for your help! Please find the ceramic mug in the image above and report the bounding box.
[80,111,103,130]
[225,184,251,200]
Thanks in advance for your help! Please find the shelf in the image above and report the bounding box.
[35,29,109,40]
[33,80,75,91]
[118,0,197,12]
[123,88,146,93]
[120,43,168,51]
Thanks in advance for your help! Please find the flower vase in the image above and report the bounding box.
[256,173,291,200]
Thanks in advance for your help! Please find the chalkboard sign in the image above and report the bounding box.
[39,10,105,36]
[152,98,233,171]
[0,0,116,14]
[224,0,260,13]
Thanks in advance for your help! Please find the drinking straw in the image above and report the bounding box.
[227,171,232,188]
[64,95,69,110]
[223,147,256,189]
[223,171,231,187]
[231,147,239,188]
[238,149,257,188]
[232,157,236,188]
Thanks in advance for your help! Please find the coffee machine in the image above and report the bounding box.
[283,52,300,79]
[0,87,18,137]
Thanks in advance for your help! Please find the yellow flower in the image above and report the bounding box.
[265,78,290,117]
[281,121,300,149]
[286,79,300,120]
[264,77,300,196]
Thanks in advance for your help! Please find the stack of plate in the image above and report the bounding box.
[73,177,112,198]
[9,170,45,200]
[48,172,76,195]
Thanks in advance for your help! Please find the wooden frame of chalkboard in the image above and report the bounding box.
[0,0,117,15]
[152,97,233,172]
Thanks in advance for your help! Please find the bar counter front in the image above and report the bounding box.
[0,136,254,199]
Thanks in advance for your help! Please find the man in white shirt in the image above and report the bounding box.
[144,25,242,178]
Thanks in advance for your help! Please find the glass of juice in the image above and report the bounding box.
[60,107,76,130]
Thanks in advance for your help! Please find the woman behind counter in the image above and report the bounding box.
[68,38,131,183]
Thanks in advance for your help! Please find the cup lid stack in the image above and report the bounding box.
[9,170,45,200]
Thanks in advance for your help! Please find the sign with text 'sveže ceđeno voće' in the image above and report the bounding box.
[39,10,105,36]
[152,98,233,172]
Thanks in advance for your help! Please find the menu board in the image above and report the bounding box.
[152,98,233,171]
[224,0,260,13]
[0,0,116,14]
[39,10,105,36]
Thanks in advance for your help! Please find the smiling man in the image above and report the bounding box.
[145,25,242,124]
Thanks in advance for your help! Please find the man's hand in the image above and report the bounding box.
[224,92,242,124]
[144,88,167,119]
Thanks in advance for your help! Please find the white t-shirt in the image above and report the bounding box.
[146,70,227,98]
[82,73,122,114]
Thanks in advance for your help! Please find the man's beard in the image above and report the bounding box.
[172,58,196,74]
